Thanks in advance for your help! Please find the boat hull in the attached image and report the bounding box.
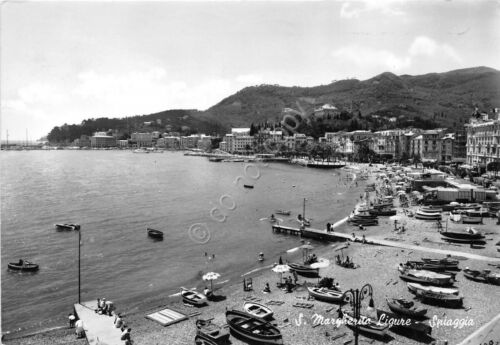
[243,302,273,320]
[386,299,427,319]
[226,310,283,345]
[181,289,207,306]
[307,287,344,304]
[8,263,39,271]
[288,263,319,276]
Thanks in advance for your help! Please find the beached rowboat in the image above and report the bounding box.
[386,298,427,318]
[288,263,319,276]
[414,290,463,308]
[307,287,345,304]
[195,319,230,345]
[461,215,483,224]
[407,282,459,295]
[399,268,454,286]
[181,288,207,306]
[226,310,283,345]
[243,302,274,320]
[343,311,389,338]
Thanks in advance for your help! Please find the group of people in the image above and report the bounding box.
[95,297,114,316]
[116,314,133,344]
[68,313,84,338]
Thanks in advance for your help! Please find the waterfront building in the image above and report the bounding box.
[157,136,180,149]
[117,140,129,148]
[441,133,454,163]
[90,132,117,148]
[466,112,500,167]
[180,135,200,149]
[373,129,406,159]
[197,135,213,151]
[131,132,153,147]
[410,129,446,162]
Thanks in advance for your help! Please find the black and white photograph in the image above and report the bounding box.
[1,1,500,344]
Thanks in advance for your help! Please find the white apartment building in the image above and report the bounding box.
[466,114,500,167]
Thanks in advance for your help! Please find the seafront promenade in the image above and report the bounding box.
[272,224,500,262]
[73,302,122,345]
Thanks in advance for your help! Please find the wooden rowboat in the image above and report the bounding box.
[243,302,273,320]
[226,309,283,344]
[343,311,389,338]
[307,287,345,304]
[386,298,427,318]
[147,228,164,239]
[274,210,291,216]
[55,223,80,230]
[195,319,230,345]
[181,288,207,306]
[288,262,319,276]
[8,260,39,272]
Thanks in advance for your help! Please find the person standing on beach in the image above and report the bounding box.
[68,313,76,328]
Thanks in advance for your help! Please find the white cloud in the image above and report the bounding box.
[340,0,405,19]
[331,36,463,78]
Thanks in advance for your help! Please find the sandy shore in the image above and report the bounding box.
[5,164,500,345]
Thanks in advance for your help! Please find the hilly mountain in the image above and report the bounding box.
[200,66,500,131]
[47,67,500,143]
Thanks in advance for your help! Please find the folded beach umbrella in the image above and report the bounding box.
[202,272,220,291]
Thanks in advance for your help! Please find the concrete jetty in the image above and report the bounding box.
[272,224,500,263]
[74,301,123,345]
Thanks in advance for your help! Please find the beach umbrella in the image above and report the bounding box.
[202,272,220,291]
[272,258,290,284]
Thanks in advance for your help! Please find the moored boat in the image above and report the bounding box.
[275,209,291,216]
[147,228,164,239]
[368,208,397,216]
[243,184,254,189]
[195,319,230,345]
[226,309,283,344]
[386,298,427,319]
[440,227,485,243]
[307,286,344,304]
[8,260,39,272]
[402,261,458,275]
[55,223,80,230]
[464,269,500,285]
[243,302,274,320]
[181,288,207,306]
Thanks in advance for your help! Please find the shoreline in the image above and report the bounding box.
[5,163,500,345]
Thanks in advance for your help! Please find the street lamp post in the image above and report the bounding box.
[342,283,374,345]
[78,229,81,304]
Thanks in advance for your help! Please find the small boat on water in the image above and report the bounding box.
[195,319,230,345]
[288,262,319,276]
[243,302,274,320]
[147,228,164,239]
[307,287,344,304]
[181,288,207,306]
[399,268,455,286]
[55,223,80,230]
[8,260,39,272]
[208,157,224,162]
[243,184,254,189]
[343,311,389,338]
[226,309,283,344]
[274,210,291,216]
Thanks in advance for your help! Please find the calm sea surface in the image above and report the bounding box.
[1,151,360,335]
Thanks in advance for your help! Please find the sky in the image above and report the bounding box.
[1,0,499,141]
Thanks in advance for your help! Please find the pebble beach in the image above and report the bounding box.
[4,164,500,345]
